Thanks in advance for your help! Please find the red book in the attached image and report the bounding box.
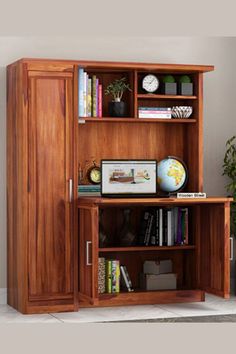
[98,84,102,118]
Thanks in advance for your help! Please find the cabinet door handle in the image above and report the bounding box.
[86,241,92,266]
[69,179,73,202]
[230,237,234,261]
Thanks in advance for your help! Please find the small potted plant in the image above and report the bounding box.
[162,75,177,95]
[105,77,132,117]
[179,75,193,96]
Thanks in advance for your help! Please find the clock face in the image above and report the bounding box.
[89,167,101,184]
[142,74,159,93]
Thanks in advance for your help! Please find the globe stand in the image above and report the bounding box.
[156,190,178,198]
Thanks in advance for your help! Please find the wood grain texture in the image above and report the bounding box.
[10,58,214,73]
[78,207,99,305]
[7,62,29,313]
[79,290,205,307]
[27,71,74,299]
[78,197,233,207]
[199,202,230,298]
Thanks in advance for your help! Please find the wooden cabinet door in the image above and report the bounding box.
[28,71,74,302]
[198,202,230,298]
[79,207,99,305]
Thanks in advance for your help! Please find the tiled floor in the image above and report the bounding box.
[1,294,236,323]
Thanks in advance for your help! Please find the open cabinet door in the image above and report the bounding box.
[198,202,230,298]
[79,206,99,305]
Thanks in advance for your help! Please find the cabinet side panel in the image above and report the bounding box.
[7,63,28,312]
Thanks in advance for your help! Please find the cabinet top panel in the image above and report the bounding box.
[8,58,214,73]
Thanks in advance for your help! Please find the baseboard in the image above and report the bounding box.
[0,288,7,304]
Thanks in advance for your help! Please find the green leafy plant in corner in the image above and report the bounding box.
[105,77,132,102]
[223,135,236,236]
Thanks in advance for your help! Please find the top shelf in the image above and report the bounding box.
[137,94,197,100]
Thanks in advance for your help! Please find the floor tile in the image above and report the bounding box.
[0,304,17,313]
[52,305,178,323]
[0,313,61,323]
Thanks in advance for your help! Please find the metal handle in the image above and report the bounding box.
[69,179,73,202]
[230,237,234,261]
[86,241,92,266]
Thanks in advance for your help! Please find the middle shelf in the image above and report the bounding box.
[99,245,196,252]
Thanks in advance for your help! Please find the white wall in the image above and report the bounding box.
[0,37,235,289]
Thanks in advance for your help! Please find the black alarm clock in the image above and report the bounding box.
[142,74,159,93]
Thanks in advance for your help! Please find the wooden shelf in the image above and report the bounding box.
[78,196,233,207]
[99,245,196,252]
[137,94,197,100]
[78,117,196,123]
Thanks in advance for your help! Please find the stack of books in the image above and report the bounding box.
[98,258,134,294]
[78,185,101,196]
[138,107,172,119]
[138,207,189,247]
[78,68,102,118]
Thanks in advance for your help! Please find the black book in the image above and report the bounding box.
[145,213,154,246]
[155,207,159,246]
[139,210,150,245]
[150,209,156,246]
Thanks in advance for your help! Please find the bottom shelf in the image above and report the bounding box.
[79,289,205,307]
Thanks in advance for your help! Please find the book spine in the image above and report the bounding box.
[145,213,154,246]
[96,79,99,117]
[139,114,172,119]
[98,84,102,117]
[120,265,130,291]
[156,208,159,246]
[106,260,112,293]
[163,209,168,246]
[139,211,149,245]
[78,68,84,117]
[167,210,172,246]
[111,260,116,293]
[150,209,156,246]
[159,208,163,246]
[144,212,151,245]
[115,260,120,293]
[87,78,92,117]
[123,266,134,292]
[181,208,186,245]
[185,208,189,244]
[98,257,105,294]
[177,208,182,245]
[139,110,172,114]
[92,75,97,117]
[83,72,87,117]
[139,107,172,111]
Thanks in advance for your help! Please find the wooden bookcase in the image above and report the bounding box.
[7,58,232,314]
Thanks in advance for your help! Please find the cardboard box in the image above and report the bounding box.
[143,260,172,275]
[140,273,177,291]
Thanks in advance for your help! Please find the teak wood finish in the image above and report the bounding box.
[7,58,231,314]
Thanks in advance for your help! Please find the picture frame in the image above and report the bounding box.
[101,159,157,197]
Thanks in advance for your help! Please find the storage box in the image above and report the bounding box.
[143,260,172,275]
[140,273,177,291]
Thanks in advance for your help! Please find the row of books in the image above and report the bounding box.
[78,184,101,196]
[78,68,102,117]
[138,106,172,119]
[98,258,134,294]
[138,207,189,246]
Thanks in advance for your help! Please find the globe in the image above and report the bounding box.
[158,157,187,193]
